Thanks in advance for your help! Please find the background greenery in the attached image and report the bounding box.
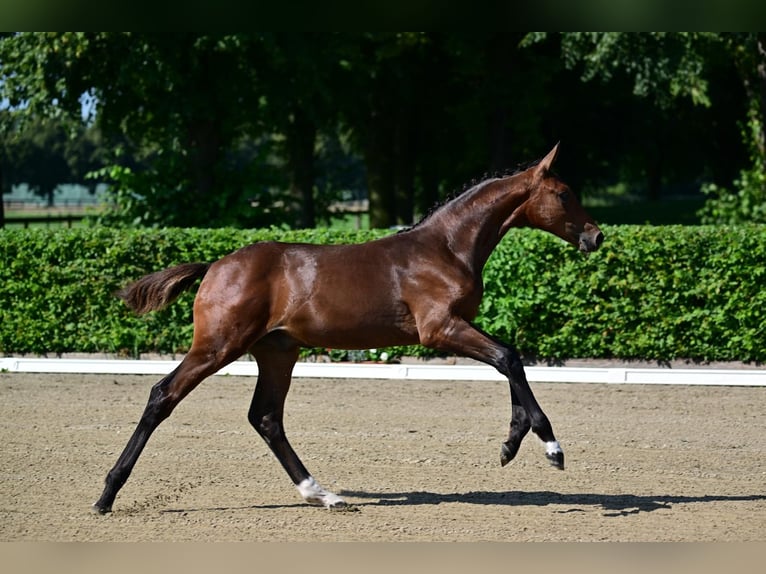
[2,33,764,364]
[2,226,764,363]
[2,32,765,229]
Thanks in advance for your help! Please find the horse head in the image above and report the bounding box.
[514,143,604,253]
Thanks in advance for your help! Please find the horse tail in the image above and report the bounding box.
[117,262,211,315]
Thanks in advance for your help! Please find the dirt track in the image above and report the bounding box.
[1,372,764,541]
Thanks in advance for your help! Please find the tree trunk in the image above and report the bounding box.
[185,118,222,226]
[486,32,518,172]
[365,149,394,229]
[418,158,439,220]
[756,32,766,174]
[285,109,317,229]
[647,153,663,201]
[0,162,5,229]
[489,104,509,173]
[393,113,416,226]
[363,115,396,229]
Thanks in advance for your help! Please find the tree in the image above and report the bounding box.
[7,121,72,206]
[523,32,761,213]
[336,33,536,228]
[699,33,766,223]
[2,32,757,229]
[254,33,348,228]
[0,142,5,226]
[1,33,268,227]
[1,117,107,210]
[1,33,85,226]
[1,33,378,228]
[82,33,269,227]
[334,33,429,228]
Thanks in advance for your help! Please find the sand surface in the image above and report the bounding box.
[1,372,764,541]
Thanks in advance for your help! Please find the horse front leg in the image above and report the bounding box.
[500,347,564,470]
[501,388,532,467]
[249,343,349,509]
[420,315,564,470]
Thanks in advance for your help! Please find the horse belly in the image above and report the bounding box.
[261,242,419,349]
[285,290,419,350]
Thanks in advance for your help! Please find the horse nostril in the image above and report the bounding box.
[594,231,604,248]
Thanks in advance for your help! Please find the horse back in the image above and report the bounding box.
[197,239,425,349]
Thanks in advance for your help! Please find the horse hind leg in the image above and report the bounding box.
[92,359,201,513]
[248,339,349,510]
[92,336,255,514]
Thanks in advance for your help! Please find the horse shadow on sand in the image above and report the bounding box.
[334,490,766,517]
[158,490,766,517]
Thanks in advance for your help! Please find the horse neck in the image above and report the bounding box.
[418,173,530,274]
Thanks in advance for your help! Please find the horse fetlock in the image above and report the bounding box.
[297,476,350,510]
[91,501,112,514]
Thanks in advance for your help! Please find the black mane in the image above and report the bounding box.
[400,158,542,232]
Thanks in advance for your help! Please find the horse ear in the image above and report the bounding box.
[536,142,560,174]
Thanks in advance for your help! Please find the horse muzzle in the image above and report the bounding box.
[578,224,604,253]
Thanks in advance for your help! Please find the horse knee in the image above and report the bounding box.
[498,348,525,378]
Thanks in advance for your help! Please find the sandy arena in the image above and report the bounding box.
[1,372,764,541]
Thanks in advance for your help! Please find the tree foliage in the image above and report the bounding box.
[699,33,766,223]
[1,32,761,228]
[526,32,766,217]
[535,32,718,108]
[1,119,106,204]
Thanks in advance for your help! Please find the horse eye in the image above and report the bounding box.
[558,191,570,204]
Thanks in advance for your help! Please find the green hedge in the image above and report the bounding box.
[480,225,765,362]
[1,225,764,362]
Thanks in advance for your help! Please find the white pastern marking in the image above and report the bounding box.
[545,440,562,455]
[296,476,346,508]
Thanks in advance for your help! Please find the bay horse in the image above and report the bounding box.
[93,143,603,513]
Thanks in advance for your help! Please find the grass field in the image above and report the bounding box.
[2,205,96,229]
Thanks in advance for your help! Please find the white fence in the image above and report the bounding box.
[1,357,765,386]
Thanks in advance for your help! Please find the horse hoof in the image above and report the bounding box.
[500,442,519,467]
[91,502,111,515]
[546,451,565,470]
